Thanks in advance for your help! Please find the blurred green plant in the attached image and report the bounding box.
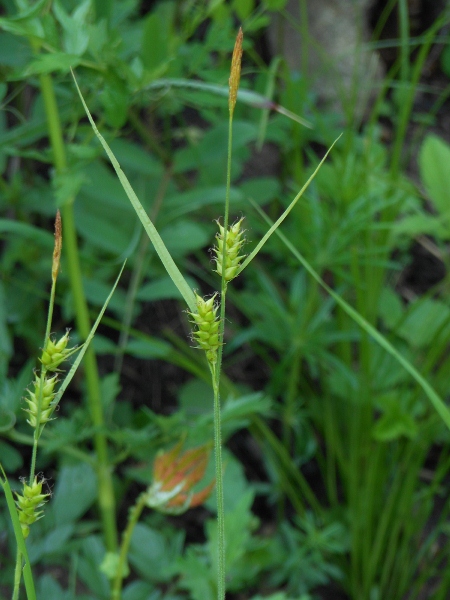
[2,1,450,600]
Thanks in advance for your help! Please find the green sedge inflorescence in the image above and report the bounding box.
[15,477,49,539]
[189,219,246,365]
[189,293,220,365]
[213,217,246,282]
[24,332,73,429]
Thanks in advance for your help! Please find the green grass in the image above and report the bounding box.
[1,1,450,599]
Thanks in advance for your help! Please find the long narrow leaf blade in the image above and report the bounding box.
[71,71,197,313]
[52,262,126,408]
[147,78,312,128]
[252,202,450,431]
[239,135,341,275]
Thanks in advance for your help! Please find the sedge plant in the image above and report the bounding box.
[0,212,124,600]
[71,20,450,600]
[72,26,335,598]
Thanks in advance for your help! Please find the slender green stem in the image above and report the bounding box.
[111,493,147,600]
[212,370,225,600]
[28,368,46,485]
[12,549,22,600]
[38,72,118,551]
[29,275,57,485]
[211,112,234,600]
[282,348,301,453]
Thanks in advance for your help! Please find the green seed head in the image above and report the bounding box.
[24,374,58,429]
[189,293,221,364]
[40,331,71,371]
[214,218,246,282]
[16,477,49,538]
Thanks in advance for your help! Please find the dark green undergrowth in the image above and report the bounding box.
[2,1,450,600]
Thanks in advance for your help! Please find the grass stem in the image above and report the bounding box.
[38,72,118,551]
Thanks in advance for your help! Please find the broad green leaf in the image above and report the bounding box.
[136,275,198,302]
[109,139,162,176]
[398,297,450,348]
[205,451,251,513]
[53,167,86,206]
[53,0,91,56]
[101,75,128,128]
[160,220,210,255]
[27,523,75,563]
[125,338,171,360]
[18,52,81,76]
[419,134,450,221]
[372,393,418,441]
[393,212,450,240]
[240,177,280,203]
[0,32,32,67]
[7,0,51,21]
[233,0,254,19]
[207,490,255,571]
[129,523,184,583]
[83,277,127,312]
[176,549,215,600]
[163,186,243,221]
[141,2,176,73]
[178,378,212,416]
[78,536,110,597]
[52,463,97,526]
[0,440,22,469]
[378,287,403,329]
[0,15,44,38]
[123,581,159,600]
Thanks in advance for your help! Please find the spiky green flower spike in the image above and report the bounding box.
[214,218,246,282]
[24,374,58,429]
[40,331,71,371]
[189,293,220,365]
[16,477,49,538]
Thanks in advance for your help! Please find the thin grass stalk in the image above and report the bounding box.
[390,8,447,177]
[112,493,147,600]
[322,393,341,506]
[282,348,301,454]
[114,169,171,375]
[208,29,244,600]
[378,447,423,596]
[211,76,235,600]
[250,417,319,514]
[349,245,377,594]
[12,547,22,600]
[28,369,47,484]
[359,443,385,591]
[367,443,414,592]
[38,72,118,551]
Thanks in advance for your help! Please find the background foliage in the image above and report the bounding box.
[2,1,450,599]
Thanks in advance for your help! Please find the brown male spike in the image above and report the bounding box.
[52,210,62,283]
[229,27,243,116]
